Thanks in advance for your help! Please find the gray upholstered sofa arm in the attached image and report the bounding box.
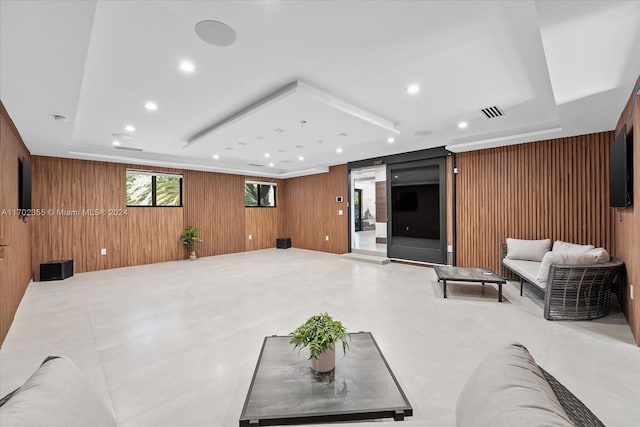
[456,343,604,427]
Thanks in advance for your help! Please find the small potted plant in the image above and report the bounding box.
[289,313,349,373]
[179,226,203,260]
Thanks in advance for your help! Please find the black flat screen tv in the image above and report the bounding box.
[18,156,32,213]
[609,125,633,208]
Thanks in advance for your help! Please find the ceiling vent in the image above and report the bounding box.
[248,163,264,167]
[480,106,504,119]
[114,146,143,152]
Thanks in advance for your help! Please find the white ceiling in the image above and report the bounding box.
[1,1,639,178]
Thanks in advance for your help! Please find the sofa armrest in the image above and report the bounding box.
[0,356,116,427]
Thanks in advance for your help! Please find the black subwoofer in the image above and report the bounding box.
[276,238,291,249]
[40,260,73,281]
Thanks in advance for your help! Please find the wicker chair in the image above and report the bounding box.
[500,243,623,320]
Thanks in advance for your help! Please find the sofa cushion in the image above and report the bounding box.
[503,258,544,288]
[586,247,610,263]
[552,241,595,255]
[456,343,573,427]
[0,356,116,427]
[506,238,551,262]
[536,252,599,284]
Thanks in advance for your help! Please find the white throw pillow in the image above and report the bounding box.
[552,241,595,254]
[537,252,596,284]
[586,247,610,263]
[506,238,551,262]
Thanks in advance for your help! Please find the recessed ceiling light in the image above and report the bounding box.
[298,156,304,161]
[179,60,195,73]
[125,125,136,132]
[112,141,121,146]
[336,148,343,153]
[458,121,468,129]
[144,101,157,111]
[269,162,274,167]
[213,154,219,159]
[387,137,395,143]
[394,175,399,179]
[264,153,270,158]
[406,84,420,95]
[195,20,238,47]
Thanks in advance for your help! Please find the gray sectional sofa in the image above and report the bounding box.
[501,238,623,320]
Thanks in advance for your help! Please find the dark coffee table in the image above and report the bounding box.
[239,332,412,426]
[433,266,506,301]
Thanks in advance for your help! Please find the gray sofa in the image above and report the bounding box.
[500,239,623,320]
[0,356,116,427]
[457,343,604,427]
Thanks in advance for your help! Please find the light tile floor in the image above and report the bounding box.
[1,248,638,426]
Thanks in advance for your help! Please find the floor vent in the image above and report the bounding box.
[114,146,143,151]
[480,106,504,118]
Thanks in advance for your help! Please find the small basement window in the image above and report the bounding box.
[126,170,182,207]
[245,181,276,207]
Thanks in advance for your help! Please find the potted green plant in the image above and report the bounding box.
[179,226,203,260]
[289,312,349,373]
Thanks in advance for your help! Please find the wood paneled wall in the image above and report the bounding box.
[31,157,184,279]
[0,101,32,346]
[282,165,349,254]
[613,75,640,346]
[456,132,613,277]
[375,181,387,222]
[182,170,246,257]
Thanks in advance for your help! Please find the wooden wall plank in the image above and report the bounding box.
[613,75,640,346]
[182,170,245,257]
[456,132,613,283]
[0,101,32,346]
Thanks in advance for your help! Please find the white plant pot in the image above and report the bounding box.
[310,344,335,372]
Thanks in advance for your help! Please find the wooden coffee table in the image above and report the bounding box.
[433,266,506,302]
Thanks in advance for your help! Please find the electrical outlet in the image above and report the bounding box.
[631,284,634,300]
[101,248,107,256]
[325,235,329,241]
[248,234,252,240]
[447,245,453,253]
[338,209,343,215]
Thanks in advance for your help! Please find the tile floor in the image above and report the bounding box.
[1,248,638,426]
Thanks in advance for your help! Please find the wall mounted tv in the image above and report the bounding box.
[609,124,633,208]
[18,156,32,214]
